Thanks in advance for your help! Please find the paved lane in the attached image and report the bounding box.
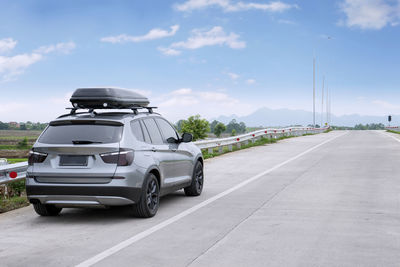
[1,131,400,267]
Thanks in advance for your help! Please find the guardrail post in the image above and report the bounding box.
[208,148,213,154]
[218,146,223,154]
[228,144,233,151]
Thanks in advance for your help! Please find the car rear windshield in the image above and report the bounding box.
[38,121,123,144]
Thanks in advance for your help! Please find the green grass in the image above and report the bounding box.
[0,144,30,150]
[202,134,301,159]
[6,158,28,164]
[0,136,38,140]
[387,130,400,134]
[0,196,29,213]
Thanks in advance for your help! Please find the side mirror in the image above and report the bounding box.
[167,137,178,144]
[181,133,193,143]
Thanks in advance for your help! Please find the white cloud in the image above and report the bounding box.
[175,0,298,12]
[372,100,400,110]
[101,25,179,43]
[34,41,76,54]
[152,88,255,121]
[0,41,76,82]
[278,19,296,25]
[0,38,17,54]
[161,26,245,55]
[0,53,43,81]
[246,79,256,84]
[171,88,193,95]
[227,72,239,80]
[158,46,182,56]
[339,0,400,30]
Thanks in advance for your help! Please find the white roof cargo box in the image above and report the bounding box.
[70,88,150,109]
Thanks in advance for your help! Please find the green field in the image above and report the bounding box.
[0,130,41,137]
[0,196,29,213]
[6,158,28,164]
[0,136,38,140]
[0,145,31,150]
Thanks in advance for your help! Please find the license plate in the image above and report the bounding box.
[60,155,88,166]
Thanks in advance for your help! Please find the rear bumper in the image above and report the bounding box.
[26,185,142,207]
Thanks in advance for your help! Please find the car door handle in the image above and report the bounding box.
[151,147,157,152]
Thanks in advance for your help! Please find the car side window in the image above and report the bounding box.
[155,118,178,143]
[142,118,164,145]
[130,120,144,142]
[139,120,152,143]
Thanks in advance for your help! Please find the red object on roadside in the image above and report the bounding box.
[252,134,255,137]
[9,171,17,179]
[236,138,240,141]
[265,131,267,133]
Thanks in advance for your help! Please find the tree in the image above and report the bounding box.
[210,120,220,133]
[231,129,237,136]
[175,120,185,132]
[17,137,28,148]
[213,123,226,137]
[226,119,247,134]
[180,115,210,141]
[0,121,9,130]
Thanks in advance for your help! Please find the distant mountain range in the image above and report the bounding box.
[213,107,396,127]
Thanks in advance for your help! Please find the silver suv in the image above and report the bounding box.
[26,88,204,218]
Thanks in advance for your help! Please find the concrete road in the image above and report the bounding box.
[1,130,400,267]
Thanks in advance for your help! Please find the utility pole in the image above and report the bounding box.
[326,85,329,126]
[321,76,324,127]
[313,56,316,127]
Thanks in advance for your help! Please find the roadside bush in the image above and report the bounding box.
[180,115,210,141]
[213,123,226,137]
[7,180,26,197]
[17,137,28,148]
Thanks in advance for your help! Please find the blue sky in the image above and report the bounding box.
[0,0,400,123]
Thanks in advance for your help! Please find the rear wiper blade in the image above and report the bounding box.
[72,140,103,144]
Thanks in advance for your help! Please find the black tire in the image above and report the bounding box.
[184,161,204,196]
[132,174,160,218]
[33,203,62,216]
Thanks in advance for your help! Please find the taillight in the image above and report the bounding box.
[28,151,48,165]
[100,149,134,166]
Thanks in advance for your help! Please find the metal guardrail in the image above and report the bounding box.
[386,126,399,130]
[0,126,327,185]
[0,161,29,185]
[194,127,326,152]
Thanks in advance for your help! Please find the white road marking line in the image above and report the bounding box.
[379,131,400,142]
[76,131,348,267]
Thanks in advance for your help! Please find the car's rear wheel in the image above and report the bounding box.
[33,203,62,216]
[132,173,160,218]
[184,161,204,196]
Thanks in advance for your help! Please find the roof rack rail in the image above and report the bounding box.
[130,106,158,115]
[57,106,158,118]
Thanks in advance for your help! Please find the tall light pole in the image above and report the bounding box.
[321,76,324,127]
[313,35,332,128]
[326,85,329,126]
[313,56,316,127]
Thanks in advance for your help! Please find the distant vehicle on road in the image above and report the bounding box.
[26,88,204,218]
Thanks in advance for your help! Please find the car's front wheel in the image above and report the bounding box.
[133,173,160,218]
[33,203,62,216]
[184,161,204,196]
